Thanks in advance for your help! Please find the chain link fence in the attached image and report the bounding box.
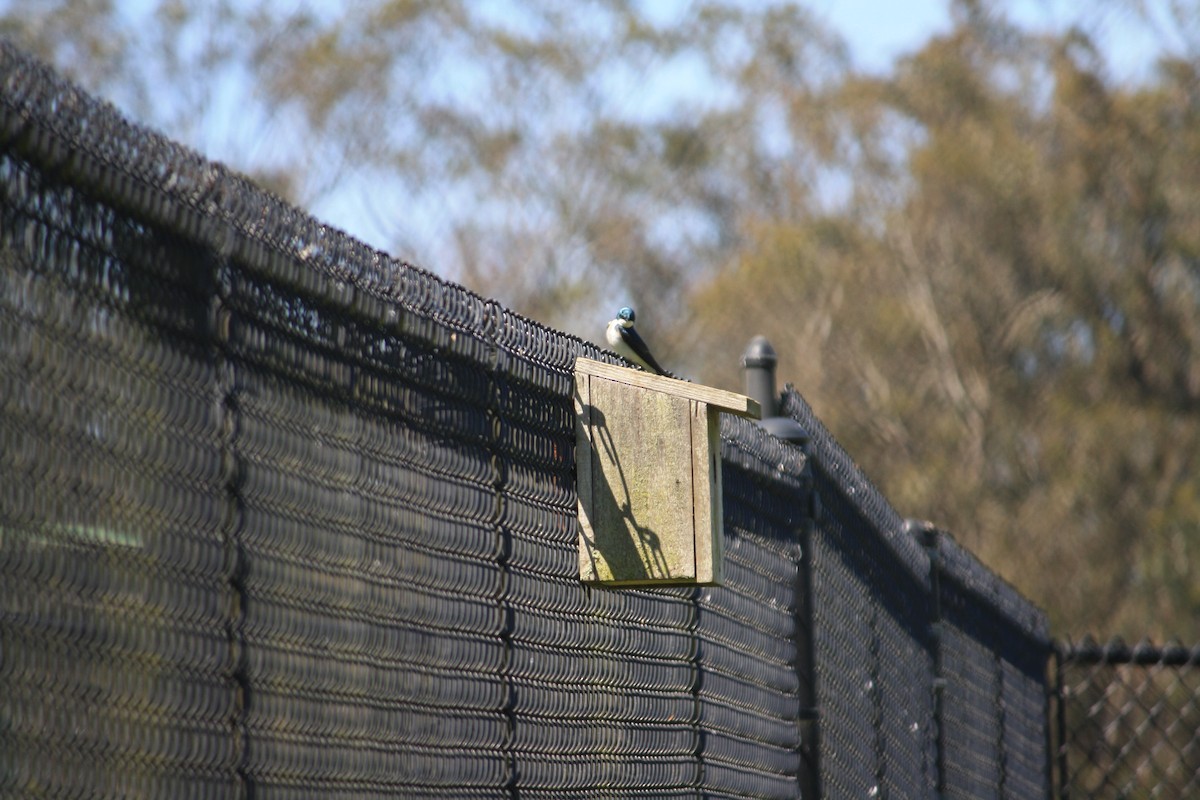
[1052,638,1200,799]
[0,41,1056,798]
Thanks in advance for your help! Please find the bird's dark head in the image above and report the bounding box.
[617,306,636,327]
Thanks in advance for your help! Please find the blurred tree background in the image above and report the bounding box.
[3,0,1197,638]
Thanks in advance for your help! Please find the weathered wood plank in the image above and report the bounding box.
[575,370,597,580]
[576,359,730,586]
[690,400,724,584]
[574,357,761,419]
[579,377,697,583]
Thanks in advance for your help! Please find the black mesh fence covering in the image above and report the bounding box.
[0,42,1049,798]
[1052,638,1200,799]
[781,391,1052,798]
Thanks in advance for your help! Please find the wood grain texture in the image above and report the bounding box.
[576,361,727,586]
[574,357,761,419]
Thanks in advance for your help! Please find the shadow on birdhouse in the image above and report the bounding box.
[574,357,760,586]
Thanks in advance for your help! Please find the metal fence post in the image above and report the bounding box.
[1051,645,1067,800]
[908,519,946,799]
[743,336,809,446]
[743,337,819,798]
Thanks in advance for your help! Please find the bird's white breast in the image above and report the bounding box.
[605,319,625,350]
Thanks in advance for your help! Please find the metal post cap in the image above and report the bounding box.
[742,335,778,368]
[741,336,809,446]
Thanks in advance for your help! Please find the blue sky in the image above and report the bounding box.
[816,0,953,71]
[818,0,1168,80]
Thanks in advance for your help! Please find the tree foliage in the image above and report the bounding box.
[2,0,1197,636]
[692,1,1200,636]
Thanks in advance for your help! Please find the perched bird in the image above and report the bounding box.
[605,306,667,375]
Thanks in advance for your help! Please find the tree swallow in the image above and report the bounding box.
[605,306,667,375]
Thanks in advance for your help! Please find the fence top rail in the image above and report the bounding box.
[1058,636,1200,666]
[931,525,1052,645]
[780,386,1053,647]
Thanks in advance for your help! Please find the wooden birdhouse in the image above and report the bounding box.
[574,357,761,586]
